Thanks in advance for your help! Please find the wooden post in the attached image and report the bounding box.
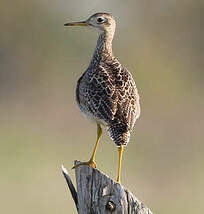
[62,161,153,214]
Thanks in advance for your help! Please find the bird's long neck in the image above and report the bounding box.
[92,31,114,63]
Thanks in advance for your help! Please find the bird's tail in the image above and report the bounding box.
[107,124,130,146]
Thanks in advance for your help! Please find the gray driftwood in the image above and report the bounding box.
[62,161,153,214]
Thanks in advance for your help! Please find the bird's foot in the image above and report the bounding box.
[72,159,97,169]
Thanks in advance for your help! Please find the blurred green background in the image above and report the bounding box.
[0,0,203,213]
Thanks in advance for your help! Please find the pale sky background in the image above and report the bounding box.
[0,0,203,213]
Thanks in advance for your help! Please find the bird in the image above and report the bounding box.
[64,13,140,183]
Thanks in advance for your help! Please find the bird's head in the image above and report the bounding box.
[64,13,116,34]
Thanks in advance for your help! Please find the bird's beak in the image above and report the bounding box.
[64,21,89,27]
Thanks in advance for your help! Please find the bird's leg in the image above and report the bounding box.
[72,124,102,169]
[89,124,102,167]
[117,145,124,184]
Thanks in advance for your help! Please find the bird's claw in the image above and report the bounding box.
[72,160,97,169]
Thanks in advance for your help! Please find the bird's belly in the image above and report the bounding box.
[77,102,106,126]
[76,74,107,125]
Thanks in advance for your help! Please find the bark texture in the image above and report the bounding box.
[62,161,153,214]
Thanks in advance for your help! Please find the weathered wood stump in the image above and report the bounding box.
[62,161,153,214]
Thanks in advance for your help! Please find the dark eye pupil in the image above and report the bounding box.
[97,17,104,23]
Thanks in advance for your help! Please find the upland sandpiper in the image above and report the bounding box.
[64,13,140,183]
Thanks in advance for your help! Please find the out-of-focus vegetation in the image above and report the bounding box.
[0,0,203,213]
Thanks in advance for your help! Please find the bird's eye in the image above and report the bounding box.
[97,17,106,23]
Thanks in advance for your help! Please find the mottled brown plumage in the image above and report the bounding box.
[75,13,140,146]
[65,13,140,183]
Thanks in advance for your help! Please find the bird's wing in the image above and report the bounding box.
[86,63,140,130]
[85,65,118,124]
[109,63,140,131]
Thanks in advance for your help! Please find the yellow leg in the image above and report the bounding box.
[117,145,124,184]
[72,124,102,169]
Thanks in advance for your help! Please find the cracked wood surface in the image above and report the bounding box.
[62,161,153,214]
